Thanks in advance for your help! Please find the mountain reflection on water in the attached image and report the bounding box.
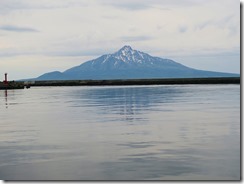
[69,86,184,122]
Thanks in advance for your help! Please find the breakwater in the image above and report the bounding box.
[29,77,240,87]
[0,81,25,90]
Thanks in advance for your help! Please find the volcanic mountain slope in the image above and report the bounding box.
[37,45,239,80]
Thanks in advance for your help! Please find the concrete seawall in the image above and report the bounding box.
[30,77,240,87]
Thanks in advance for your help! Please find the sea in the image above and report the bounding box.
[0,84,240,180]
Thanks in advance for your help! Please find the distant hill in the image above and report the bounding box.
[35,45,239,80]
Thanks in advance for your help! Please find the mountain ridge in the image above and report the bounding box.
[35,46,239,80]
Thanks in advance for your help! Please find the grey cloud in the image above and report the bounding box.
[46,49,107,57]
[0,50,35,57]
[0,0,27,14]
[0,25,39,33]
[0,0,51,15]
[196,14,236,30]
[100,0,206,11]
[0,47,108,58]
[102,2,150,11]
[100,0,167,11]
[0,0,205,15]
[194,14,239,38]
[0,0,88,15]
[179,25,188,33]
[120,36,154,42]
[101,15,121,20]
[105,3,170,11]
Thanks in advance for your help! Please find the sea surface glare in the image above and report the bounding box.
[0,85,240,180]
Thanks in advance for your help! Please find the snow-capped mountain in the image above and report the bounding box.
[36,46,239,80]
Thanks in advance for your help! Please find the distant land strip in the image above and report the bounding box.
[28,77,240,87]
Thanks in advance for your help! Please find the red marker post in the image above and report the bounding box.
[4,73,8,85]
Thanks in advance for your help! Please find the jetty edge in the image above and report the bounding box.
[27,77,240,87]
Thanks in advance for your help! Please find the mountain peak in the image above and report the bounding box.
[113,45,140,63]
[119,45,133,51]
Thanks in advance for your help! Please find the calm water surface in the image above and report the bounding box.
[0,85,240,180]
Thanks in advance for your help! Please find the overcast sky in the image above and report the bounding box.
[0,0,240,80]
